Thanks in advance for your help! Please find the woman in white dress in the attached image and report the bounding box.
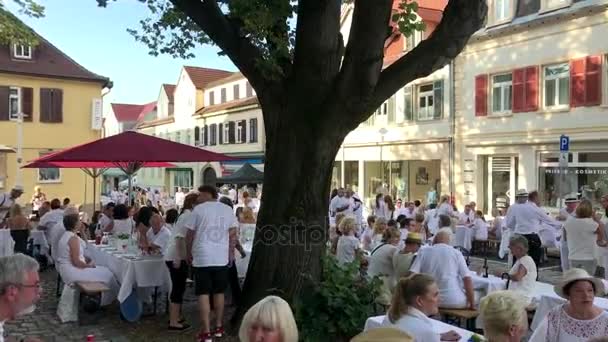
[55,214,118,306]
[563,200,607,275]
[382,274,460,342]
[238,207,257,250]
[369,218,388,251]
[368,227,401,305]
[530,268,608,342]
[111,204,134,236]
[372,194,386,219]
[436,195,454,218]
[480,291,529,342]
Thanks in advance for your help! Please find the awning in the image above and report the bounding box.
[0,145,15,152]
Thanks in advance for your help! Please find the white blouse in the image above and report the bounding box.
[381,307,440,342]
[530,304,608,342]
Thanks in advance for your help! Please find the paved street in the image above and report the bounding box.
[3,255,567,342]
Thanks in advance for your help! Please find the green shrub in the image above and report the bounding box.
[295,256,382,342]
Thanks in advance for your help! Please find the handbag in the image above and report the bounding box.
[57,284,79,323]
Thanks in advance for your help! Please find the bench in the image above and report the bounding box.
[439,308,479,331]
[75,281,110,325]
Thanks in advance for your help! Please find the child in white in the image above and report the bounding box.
[336,216,361,265]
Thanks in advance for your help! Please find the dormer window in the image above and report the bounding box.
[13,44,32,60]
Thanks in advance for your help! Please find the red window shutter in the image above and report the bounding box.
[21,87,33,121]
[570,58,586,107]
[585,55,602,106]
[524,66,539,112]
[512,69,525,113]
[475,75,488,117]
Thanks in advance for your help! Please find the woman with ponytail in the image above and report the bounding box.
[382,274,461,342]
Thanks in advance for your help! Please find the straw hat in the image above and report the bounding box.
[405,232,423,244]
[515,189,528,197]
[564,196,580,204]
[351,328,413,342]
[554,268,605,299]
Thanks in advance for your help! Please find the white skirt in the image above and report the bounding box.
[58,263,119,306]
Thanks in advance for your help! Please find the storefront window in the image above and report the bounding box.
[331,162,342,191]
[344,161,359,193]
[540,166,608,209]
[539,151,608,209]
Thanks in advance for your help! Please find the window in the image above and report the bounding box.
[209,91,215,106]
[236,120,244,143]
[542,0,571,11]
[493,0,511,23]
[210,124,217,145]
[543,63,570,109]
[233,84,240,100]
[38,152,60,183]
[13,44,32,59]
[249,118,258,143]
[175,131,181,144]
[417,84,435,121]
[185,129,191,145]
[403,86,413,122]
[491,73,513,114]
[405,31,422,51]
[246,82,254,97]
[223,123,230,144]
[194,127,201,146]
[203,125,208,146]
[9,87,20,120]
[221,88,227,103]
[376,102,388,116]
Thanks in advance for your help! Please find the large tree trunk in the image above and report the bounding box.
[236,100,347,317]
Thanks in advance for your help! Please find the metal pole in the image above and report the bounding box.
[84,172,88,212]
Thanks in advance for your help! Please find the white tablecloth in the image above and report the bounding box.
[530,288,608,330]
[86,243,171,303]
[471,274,507,293]
[364,315,475,341]
[0,229,14,256]
[454,226,474,251]
[29,230,49,256]
[235,245,253,278]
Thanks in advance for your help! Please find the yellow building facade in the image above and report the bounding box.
[0,36,109,209]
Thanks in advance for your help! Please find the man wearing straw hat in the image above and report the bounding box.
[506,189,560,269]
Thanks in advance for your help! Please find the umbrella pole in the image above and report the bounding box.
[93,176,97,213]
[128,173,133,206]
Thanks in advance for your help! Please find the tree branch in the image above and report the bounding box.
[364,0,487,119]
[169,0,269,91]
[325,0,393,129]
[291,0,343,109]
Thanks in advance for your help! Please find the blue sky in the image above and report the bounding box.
[13,0,237,104]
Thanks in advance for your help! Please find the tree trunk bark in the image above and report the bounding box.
[236,101,345,318]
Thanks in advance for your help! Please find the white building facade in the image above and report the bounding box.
[335,0,452,207]
[454,0,608,214]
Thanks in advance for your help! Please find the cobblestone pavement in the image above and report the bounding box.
[4,257,566,342]
[4,267,239,342]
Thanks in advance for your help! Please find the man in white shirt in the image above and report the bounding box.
[558,196,579,220]
[38,199,64,239]
[458,204,474,226]
[410,228,476,309]
[98,203,115,234]
[404,202,416,219]
[110,187,120,204]
[228,186,237,203]
[329,188,350,218]
[0,254,41,342]
[146,214,172,255]
[506,189,561,269]
[186,185,238,341]
[175,187,186,211]
[0,186,24,226]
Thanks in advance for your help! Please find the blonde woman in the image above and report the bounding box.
[370,217,388,251]
[239,295,298,342]
[239,207,257,247]
[480,291,529,342]
[564,199,607,275]
[336,216,361,264]
[7,204,31,254]
[383,274,460,341]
